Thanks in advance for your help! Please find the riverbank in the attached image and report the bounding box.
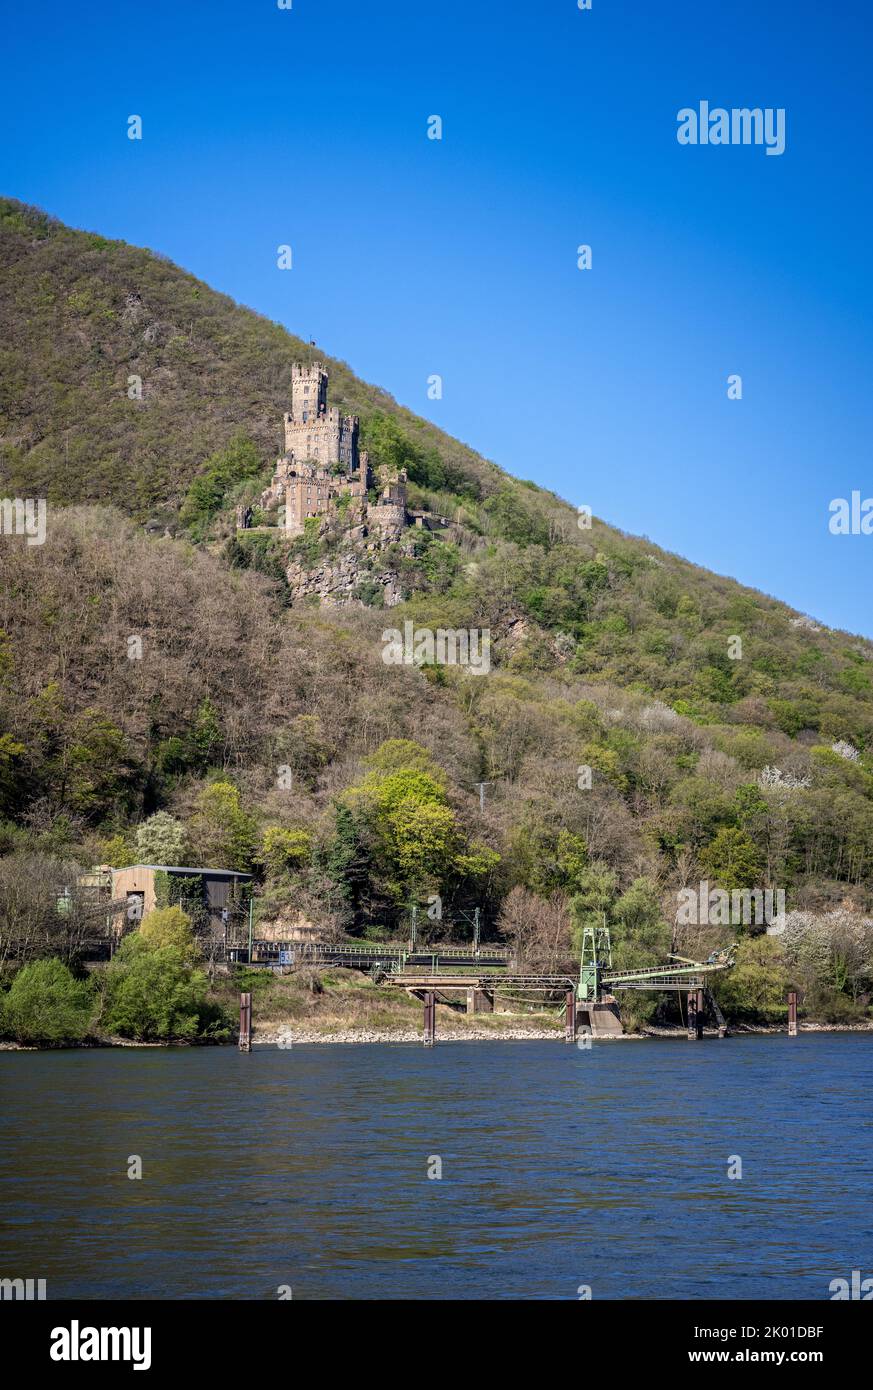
[4,963,872,1049]
[3,1020,873,1049]
[250,1020,873,1045]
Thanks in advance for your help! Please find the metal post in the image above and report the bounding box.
[687,989,698,1040]
[247,897,253,964]
[787,990,798,1037]
[239,992,252,1052]
[410,905,417,954]
[473,906,480,956]
[423,990,436,1046]
[705,986,727,1038]
[565,989,577,1043]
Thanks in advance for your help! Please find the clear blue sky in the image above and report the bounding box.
[2,0,872,635]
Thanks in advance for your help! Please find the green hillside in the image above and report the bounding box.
[1,196,872,1029]
[0,196,497,515]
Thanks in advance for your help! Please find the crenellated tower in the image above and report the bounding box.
[261,363,375,535]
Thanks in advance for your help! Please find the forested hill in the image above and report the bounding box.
[0,196,499,514]
[1,195,871,718]
[1,195,873,1027]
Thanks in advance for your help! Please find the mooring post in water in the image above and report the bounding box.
[239,991,252,1052]
[565,989,577,1043]
[423,990,436,1046]
[787,990,798,1037]
[688,988,705,1039]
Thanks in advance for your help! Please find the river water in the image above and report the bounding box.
[1,1035,871,1300]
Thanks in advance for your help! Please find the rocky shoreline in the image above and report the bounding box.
[251,1020,873,1046]
[3,1021,872,1051]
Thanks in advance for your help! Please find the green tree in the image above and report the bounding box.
[138,905,196,960]
[179,434,263,539]
[190,781,257,871]
[699,827,763,894]
[612,877,670,956]
[103,937,221,1041]
[187,698,223,771]
[325,803,372,922]
[1,958,93,1044]
[95,832,137,868]
[610,877,672,1027]
[569,862,618,955]
[714,936,789,1023]
[554,832,590,893]
[483,486,550,548]
[260,826,312,878]
[0,731,25,815]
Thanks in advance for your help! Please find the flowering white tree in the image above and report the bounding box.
[831,740,861,762]
[781,909,873,1002]
[758,765,811,791]
[135,811,188,866]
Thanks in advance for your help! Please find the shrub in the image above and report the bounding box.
[103,938,227,1041]
[1,958,93,1044]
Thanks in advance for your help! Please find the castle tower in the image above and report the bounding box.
[263,363,379,538]
[282,362,360,474]
[289,362,328,424]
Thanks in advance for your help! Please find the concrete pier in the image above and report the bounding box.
[466,988,493,1015]
[576,997,623,1038]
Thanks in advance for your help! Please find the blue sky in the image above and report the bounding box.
[2,0,872,635]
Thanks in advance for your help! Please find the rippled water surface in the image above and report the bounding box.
[1,1035,872,1299]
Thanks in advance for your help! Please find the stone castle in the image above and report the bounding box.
[258,362,410,542]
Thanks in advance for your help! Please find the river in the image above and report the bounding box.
[1,1035,871,1299]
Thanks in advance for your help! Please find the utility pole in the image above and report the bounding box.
[247,897,254,964]
[410,904,418,953]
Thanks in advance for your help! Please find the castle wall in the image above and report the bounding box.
[283,464,338,535]
[374,502,406,542]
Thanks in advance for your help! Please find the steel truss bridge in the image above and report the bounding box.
[238,939,512,971]
[236,925,736,1037]
[601,960,734,993]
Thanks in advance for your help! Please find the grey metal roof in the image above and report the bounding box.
[116,865,253,878]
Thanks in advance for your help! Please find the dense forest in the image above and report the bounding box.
[1,196,872,1034]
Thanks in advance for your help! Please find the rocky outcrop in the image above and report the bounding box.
[285,550,403,608]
